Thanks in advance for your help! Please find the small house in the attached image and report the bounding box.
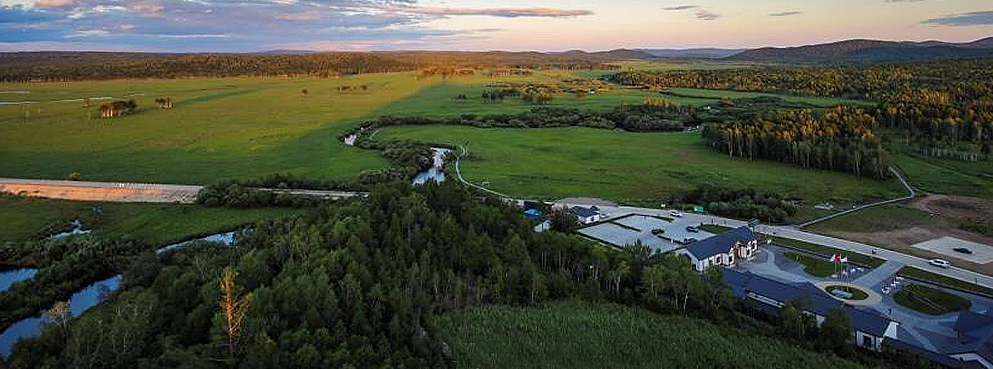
[678,226,758,271]
[571,206,602,225]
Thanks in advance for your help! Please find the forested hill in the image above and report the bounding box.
[729,37,993,63]
[0,50,644,82]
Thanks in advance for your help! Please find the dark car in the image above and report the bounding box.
[954,247,973,255]
[683,237,698,244]
[685,226,699,233]
[651,229,665,235]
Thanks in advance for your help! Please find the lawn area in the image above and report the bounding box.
[894,284,972,315]
[377,125,904,212]
[769,235,885,267]
[889,151,993,199]
[784,252,838,277]
[0,195,303,245]
[698,225,733,233]
[897,266,993,296]
[435,300,867,369]
[826,285,869,301]
[807,204,933,233]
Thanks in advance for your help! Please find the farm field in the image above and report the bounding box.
[376,125,905,212]
[0,194,302,245]
[434,300,868,369]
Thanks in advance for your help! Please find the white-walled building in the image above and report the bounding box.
[677,226,759,271]
[571,206,603,225]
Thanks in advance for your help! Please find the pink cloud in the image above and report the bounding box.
[127,2,165,14]
[35,0,76,9]
[275,10,321,21]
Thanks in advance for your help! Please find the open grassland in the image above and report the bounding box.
[435,300,867,369]
[890,152,993,199]
[0,195,302,245]
[807,204,933,233]
[0,70,715,184]
[376,125,904,210]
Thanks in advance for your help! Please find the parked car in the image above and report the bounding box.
[953,247,973,255]
[929,259,951,268]
[651,229,665,235]
[669,210,683,218]
[683,237,698,244]
[685,226,699,233]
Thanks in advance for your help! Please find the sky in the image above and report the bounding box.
[0,0,992,52]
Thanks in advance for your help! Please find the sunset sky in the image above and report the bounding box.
[1,0,991,52]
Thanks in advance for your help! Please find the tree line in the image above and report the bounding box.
[1,182,927,369]
[669,185,799,223]
[702,107,889,179]
[0,51,622,82]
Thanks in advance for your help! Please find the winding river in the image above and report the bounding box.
[0,232,237,357]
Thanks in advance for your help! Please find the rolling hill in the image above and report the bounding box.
[730,36,993,63]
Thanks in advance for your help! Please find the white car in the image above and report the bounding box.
[669,210,683,218]
[929,259,951,268]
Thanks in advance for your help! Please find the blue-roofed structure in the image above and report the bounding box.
[678,226,758,271]
[570,206,602,225]
[524,209,542,219]
[721,269,899,352]
[944,310,993,368]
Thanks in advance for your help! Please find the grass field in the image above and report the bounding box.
[769,234,885,267]
[890,152,993,199]
[785,252,837,277]
[894,284,972,315]
[377,125,904,211]
[897,266,993,296]
[807,204,933,233]
[435,300,867,369]
[0,195,302,245]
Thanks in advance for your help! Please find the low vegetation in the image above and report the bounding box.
[770,235,884,268]
[670,185,798,224]
[893,284,972,315]
[435,301,869,369]
[0,194,301,245]
[897,267,993,297]
[785,252,838,278]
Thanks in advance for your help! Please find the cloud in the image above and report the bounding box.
[769,11,802,17]
[663,4,718,20]
[0,0,530,51]
[371,4,594,18]
[35,0,77,9]
[694,9,719,20]
[923,10,993,26]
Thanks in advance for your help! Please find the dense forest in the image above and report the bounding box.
[612,57,993,170]
[702,107,888,179]
[0,51,623,82]
[1,182,920,369]
[670,185,799,223]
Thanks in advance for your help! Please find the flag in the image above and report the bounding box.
[840,256,848,263]
[831,254,845,263]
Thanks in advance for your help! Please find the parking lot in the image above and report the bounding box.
[577,213,715,253]
[912,237,993,264]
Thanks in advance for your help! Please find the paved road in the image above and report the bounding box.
[549,202,993,290]
[0,178,364,204]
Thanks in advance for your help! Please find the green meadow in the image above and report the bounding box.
[0,66,913,215]
[376,125,904,209]
[435,300,867,369]
[0,70,703,184]
[0,194,302,245]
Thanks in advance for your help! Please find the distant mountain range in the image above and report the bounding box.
[636,48,745,59]
[727,36,993,63]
